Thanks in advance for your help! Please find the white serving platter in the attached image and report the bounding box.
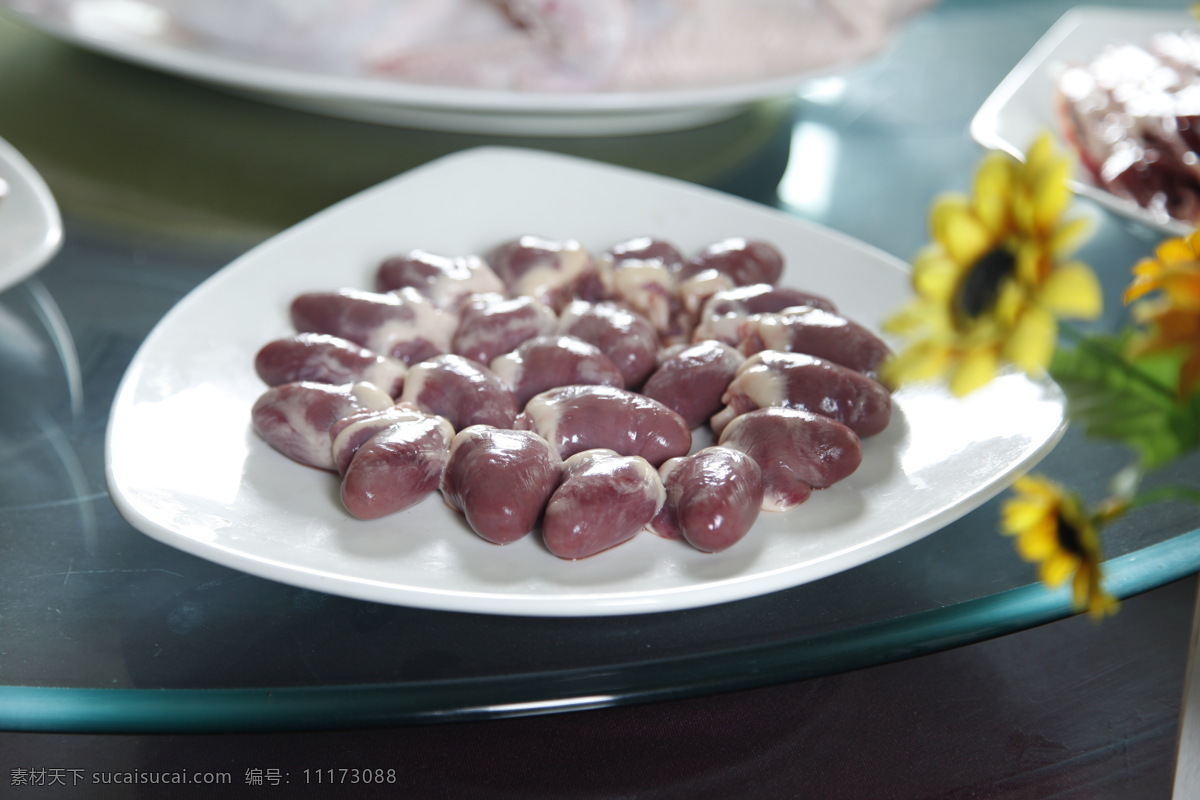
[105,147,1066,617]
[0,135,62,293]
[2,0,894,136]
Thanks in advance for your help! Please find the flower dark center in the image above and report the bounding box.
[959,247,1016,320]
[1055,511,1086,557]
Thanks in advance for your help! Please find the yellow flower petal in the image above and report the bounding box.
[912,251,962,302]
[972,154,1015,233]
[1004,305,1057,372]
[1049,215,1092,257]
[1015,524,1061,561]
[1011,185,1037,235]
[1024,133,1054,175]
[1087,591,1120,621]
[879,341,953,386]
[1031,157,1073,231]
[1041,262,1103,319]
[1039,551,1078,587]
[1002,499,1053,534]
[1186,228,1200,254]
[1155,236,1196,264]
[991,279,1028,328]
[932,198,993,266]
[949,346,998,395]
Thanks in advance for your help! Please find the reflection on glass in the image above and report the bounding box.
[776,121,840,218]
[26,280,84,420]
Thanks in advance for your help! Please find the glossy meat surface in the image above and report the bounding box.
[739,305,893,379]
[605,236,684,270]
[290,287,458,365]
[254,332,408,397]
[718,407,862,511]
[490,335,625,406]
[330,403,436,475]
[399,354,518,430]
[692,284,836,345]
[440,425,562,544]
[596,254,684,341]
[488,236,601,310]
[451,294,558,365]
[542,449,664,560]
[713,351,892,437]
[340,414,455,520]
[251,381,394,471]
[640,339,744,429]
[517,385,691,467]
[651,446,763,552]
[556,300,659,388]
[375,248,504,310]
[678,238,784,285]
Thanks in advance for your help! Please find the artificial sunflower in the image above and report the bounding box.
[1124,230,1200,398]
[882,134,1102,396]
[1001,474,1120,620]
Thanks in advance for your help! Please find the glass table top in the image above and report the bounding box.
[1,0,1198,733]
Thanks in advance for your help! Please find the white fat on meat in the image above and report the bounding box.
[489,335,624,406]
[251,380,394,471]
[517,385,692,467]
[399,354,519,430]
[330,403,441,475]
[375,249,505,310]
[254,333,408,398]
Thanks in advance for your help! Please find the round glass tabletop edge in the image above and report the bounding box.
[3,528,1198,734]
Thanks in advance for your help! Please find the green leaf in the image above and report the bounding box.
[1049,335,1200,470]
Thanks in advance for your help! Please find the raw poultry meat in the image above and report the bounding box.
[451,294,558,366]
[375,249,504,311]
[1057,29,1200,225]
[556,300,659,388]
[595,253,681,343]
[711,350,892,437]
[718,407,862,511]
[640,339,744,429]
[340,413,455,519]
[692,284,836,345]
[677,238,785,286]
[330,404,437,475]
[490,334,625,406]
[738,304,892,378]
[651,446,763,552]
[153,0,934,92]
[245,228,897,558]
[542,449,665,559]
[441,425,562,544]
[517,384,691,467]
[290,287,458,365]
[488,236,600,311]
[399,353,519,430]
[251,380,394,471]
[254,332,408,398]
